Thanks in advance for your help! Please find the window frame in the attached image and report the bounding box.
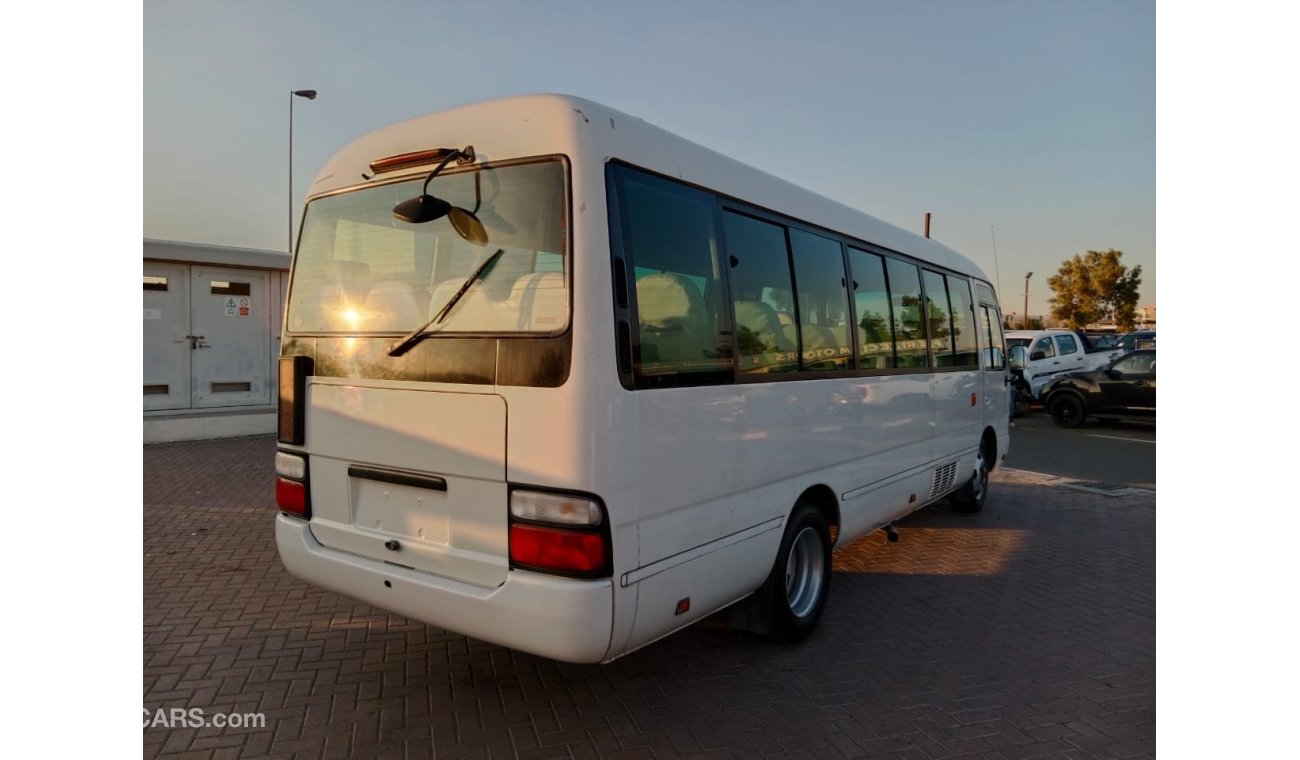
[286,154,574,340]
[607,162,736,390]
[606,159,998,389]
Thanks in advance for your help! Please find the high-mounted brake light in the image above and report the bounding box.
[369,146,476,175]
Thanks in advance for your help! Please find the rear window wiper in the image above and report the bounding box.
[387,248,505,357]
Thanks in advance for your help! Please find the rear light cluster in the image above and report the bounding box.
[508,490,609,577]
[275,451,310,519]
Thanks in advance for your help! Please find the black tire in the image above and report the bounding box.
[764,503,831,641]
[952,443,990,514]
[1049,393,1087,428]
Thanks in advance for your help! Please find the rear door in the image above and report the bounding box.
[1098,352,1156,416]
[304,381,510,589]
[1054,333,1086,373]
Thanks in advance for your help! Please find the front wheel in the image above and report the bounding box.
[952,445,989,513]
[765,504,831,641]
[1049,393,1087,428]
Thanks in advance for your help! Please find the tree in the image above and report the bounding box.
[1047,249,1143,331]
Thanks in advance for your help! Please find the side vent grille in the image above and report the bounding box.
[930,461,959,498]
[617,320,633,375]
[613,258,629,308]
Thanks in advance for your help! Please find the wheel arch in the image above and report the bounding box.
[980,425,999,470]
[1047,387,1089,413]
[796,484,841,545]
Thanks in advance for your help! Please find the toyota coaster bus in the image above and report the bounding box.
[274,94,1011,663]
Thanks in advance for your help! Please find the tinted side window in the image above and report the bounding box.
[981,305,1006,369]
[789,229,851,371]
[922,270,954,367]
[724,211,799,374]
[947,276,979,366]
[1054,334,1078,355]
[886,258,928,368]
[617,169,732,382]
[1113,352,1155,375]
[848,247,894,369]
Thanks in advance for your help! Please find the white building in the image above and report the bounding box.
[143,239,290,443]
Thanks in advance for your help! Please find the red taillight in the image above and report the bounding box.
[509,524,606,574]
[276,477,309,518]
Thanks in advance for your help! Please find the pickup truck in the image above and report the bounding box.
[1004,328,1126,398]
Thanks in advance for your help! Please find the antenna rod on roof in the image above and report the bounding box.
[924,212,931,239]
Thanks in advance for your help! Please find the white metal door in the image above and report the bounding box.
[190,266,271,407]
[143,263,192,410]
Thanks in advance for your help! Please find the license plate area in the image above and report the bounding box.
[350,469,450,545]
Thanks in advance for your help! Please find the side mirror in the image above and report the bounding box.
[1029,350,1046,361]
[1009,345,1028,370]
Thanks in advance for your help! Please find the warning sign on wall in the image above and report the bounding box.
[224,297,251,318]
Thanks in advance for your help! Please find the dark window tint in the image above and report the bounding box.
[617,169,731,382]
[1112,352,1155,376]
[886,259,927,368]
[922,270,953,367]
[724,212,798,374]
[947,275,979,366]
[788,229,851,371]
[848,247,894,369]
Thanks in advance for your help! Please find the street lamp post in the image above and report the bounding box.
[1023,272,1033,330]
[289,89,318,254]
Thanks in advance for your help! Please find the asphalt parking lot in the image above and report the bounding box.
[1004,413,1156,489]
[144,436,1154,759]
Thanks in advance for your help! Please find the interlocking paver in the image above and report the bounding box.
[145,436,1154,758]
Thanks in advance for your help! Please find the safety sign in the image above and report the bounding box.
[224,297,251,318]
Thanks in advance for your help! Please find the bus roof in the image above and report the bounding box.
[310,93,991,284]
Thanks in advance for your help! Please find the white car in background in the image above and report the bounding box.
[1005,329,1124,398]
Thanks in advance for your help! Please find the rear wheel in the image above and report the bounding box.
[953,444,990,513]
[1049,393,1087,428]
[765,503,831,641]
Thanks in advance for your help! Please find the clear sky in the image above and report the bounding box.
[144,0,1154,317]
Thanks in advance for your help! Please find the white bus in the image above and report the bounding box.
[274,94,1011,664]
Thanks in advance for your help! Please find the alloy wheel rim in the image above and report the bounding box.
[784,527,825,618]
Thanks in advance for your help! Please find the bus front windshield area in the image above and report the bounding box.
[287,159,568,336]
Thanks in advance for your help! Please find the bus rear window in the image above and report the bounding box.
[286,159,568,335]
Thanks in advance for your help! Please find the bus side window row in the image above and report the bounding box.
[613,164,985,385]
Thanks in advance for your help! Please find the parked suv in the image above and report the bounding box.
[1041,349,1156,427]
[1115,330,1156,352]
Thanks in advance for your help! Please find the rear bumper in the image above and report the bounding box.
[276,515,615,663]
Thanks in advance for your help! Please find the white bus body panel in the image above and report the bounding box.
[285,94,1009,662]
[304,379,510,588]
[277,516,614,663]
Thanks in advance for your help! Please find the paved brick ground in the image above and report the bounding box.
[144,436,1154,759]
